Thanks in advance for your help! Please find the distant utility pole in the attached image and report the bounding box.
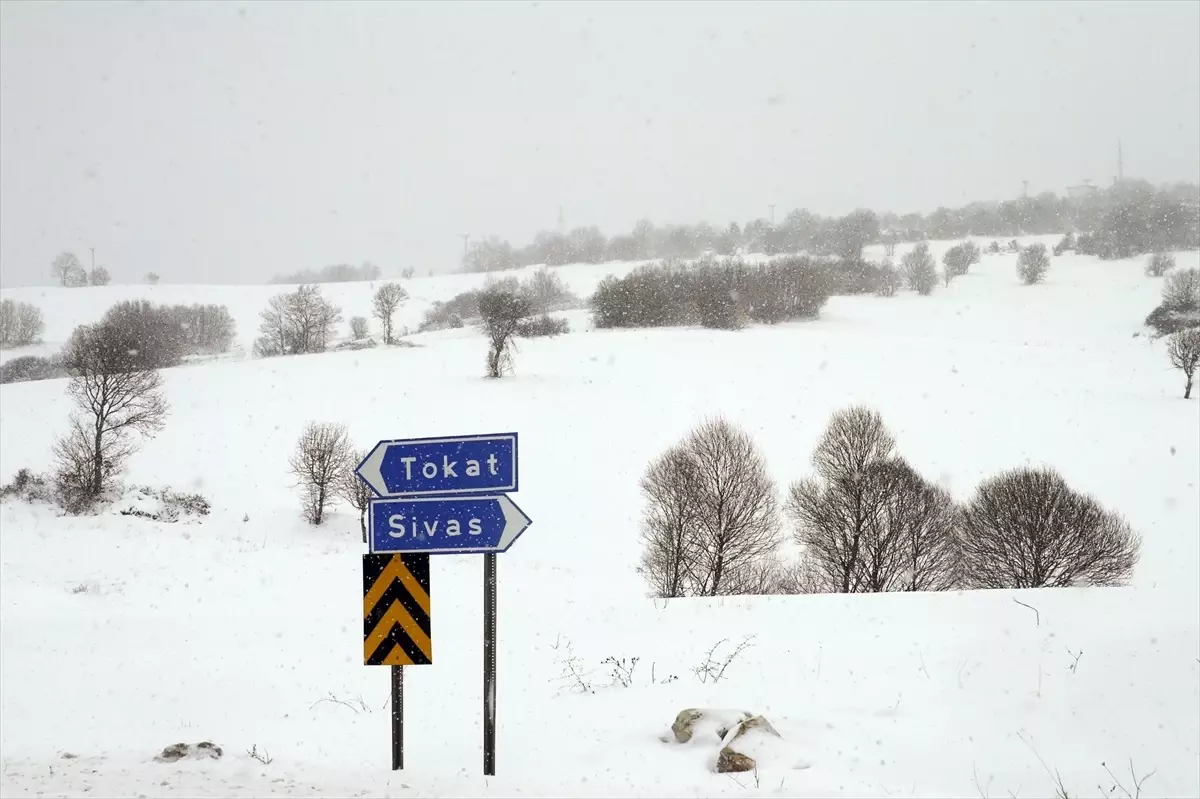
[1021,180,1029,199]
[460,234,470,260]
[768,204,776,225]
[556,205,565,233]
[1117,139,1124,184]
[90,247,96,283]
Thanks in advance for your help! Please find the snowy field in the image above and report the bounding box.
[1,240,1198,798]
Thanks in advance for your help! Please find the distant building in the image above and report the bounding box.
[1067,180,1099,200]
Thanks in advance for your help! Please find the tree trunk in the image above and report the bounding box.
[1186,374,1194,400]
[91,427,104,499]
[360,509,367,543]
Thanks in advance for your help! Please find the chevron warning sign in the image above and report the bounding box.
[363,553,432,666]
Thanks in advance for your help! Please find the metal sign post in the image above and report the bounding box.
[483,552,498,776]
[391,665,404,770]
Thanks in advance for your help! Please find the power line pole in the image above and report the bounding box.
[460,234,470,262]
[1021,180,1029,199]
[90,247,96,284]
[768,204,776,226]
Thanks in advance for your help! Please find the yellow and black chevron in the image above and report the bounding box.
[362,553,432,666]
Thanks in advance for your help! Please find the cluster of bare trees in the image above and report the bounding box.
[0,299,44,347]
[49,252,110,287]
[287,422,372,534]
[638,408,1141,599]
[254,285,342,357]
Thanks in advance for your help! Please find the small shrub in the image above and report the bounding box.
[902,242,937,295]
[120,486,212,522]
[523,268,578,313]
[1145,253,1175,277]
[1017,242,1051,285]
[986,240,1002,254]
[0,354,67,384]
[0,299,45,347]
[1052,232,1076,256]
[875,259,901,297]
[1162,266,1200,310]
[419,289,482,332]
[942,241,977,280]
[349,315,369,340]
[515,314,569,337]
[0,468,56,504]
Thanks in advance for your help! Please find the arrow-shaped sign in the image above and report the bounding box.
[369,495,533,555]
[356,433,517,498]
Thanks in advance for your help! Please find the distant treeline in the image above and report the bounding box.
[461,180,1200,271]
[270,262,414,285]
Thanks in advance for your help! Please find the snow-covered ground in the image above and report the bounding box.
[1,241,1198,798]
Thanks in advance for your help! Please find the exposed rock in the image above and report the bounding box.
[716,747,757,773]
[155,741,222,763]
[195,741,223,759]
[715,714,783,774]
[671,708,752,744]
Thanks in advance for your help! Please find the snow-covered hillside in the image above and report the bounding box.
[1,242,1198,798]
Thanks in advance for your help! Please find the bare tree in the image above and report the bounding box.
[289,422,353,525]
[958,467,1140,588]
[145,272,161,285]
[349,315,369,340]
[871,460,960,591]
[1017,242,1051,285]
[337,448,373,541]
[53,322,169,511]
[0,300,45,346]
[684,418,781,596]
[51,251,86,287]
[785,406,897,593]
[1167,328,1200,399]
[901,242,937,295]
[637,445,701,598]
[372,282,409,344]
[479,287,531,378]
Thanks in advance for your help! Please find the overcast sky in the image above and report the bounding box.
[1,0,1197,286]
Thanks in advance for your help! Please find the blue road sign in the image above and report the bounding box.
[357,433,517,498]
[369,495,533,555]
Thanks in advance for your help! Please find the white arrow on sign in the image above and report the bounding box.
[495,495,532,551]
[357,444,389,497]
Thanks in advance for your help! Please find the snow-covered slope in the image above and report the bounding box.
[1,242,1197,798]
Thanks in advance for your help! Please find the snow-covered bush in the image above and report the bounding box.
[1016,242,1051,285]
[1145,252,1174,277]
[516,314,569,337]
[902,242,937,295]
[875,259,901,297]
[0,354,67,384]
